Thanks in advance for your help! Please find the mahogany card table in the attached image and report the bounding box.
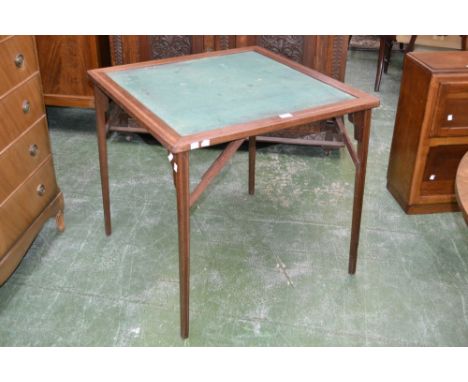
[88,46,379,338]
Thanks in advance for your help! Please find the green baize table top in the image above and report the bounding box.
[107,51,355,136]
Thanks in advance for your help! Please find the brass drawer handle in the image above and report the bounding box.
[37,184,46,196]
[15,53,24,68]
[22,100,30,114]
[29,144,38,157]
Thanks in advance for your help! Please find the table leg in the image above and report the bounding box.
[95,86,111,236]
[249,136,256,195]
[349,109,372,274]
[174,151,190,338]
[374,37,386,92]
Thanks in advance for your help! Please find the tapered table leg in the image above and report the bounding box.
[174,151,190,338]
[349,109,372,274]
[95,86,111,236]
[248,136,256,195]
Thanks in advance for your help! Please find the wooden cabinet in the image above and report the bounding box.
[35,36,110,108]
[0,36,65,284]
[110,35,349,81]
[387,51,468,214]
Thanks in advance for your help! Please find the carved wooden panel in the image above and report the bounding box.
[302,35,349,81]
[109,35,124,65]
[258,35,305,62]
[217,35,234,50]
[149,36,192,59]
[109,35,237,65]
[110,35,197,65]
[330,36,349,80]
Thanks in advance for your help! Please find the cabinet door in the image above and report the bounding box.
[431,81,468,137]
[420,144,468,196]
[35,36,110,108]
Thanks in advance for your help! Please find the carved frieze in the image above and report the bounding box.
[150,36,192,59]
[330,36,348,80]
[259,35,304,62]
[110,35,124,65]
[218,35,231,50]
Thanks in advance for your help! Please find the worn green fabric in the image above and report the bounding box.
[107,51,355,136]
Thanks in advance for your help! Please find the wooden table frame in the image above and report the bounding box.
[456,151,468,225]
[88,46,379,338]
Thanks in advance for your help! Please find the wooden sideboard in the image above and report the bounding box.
[110,35,349,81]
[387,51,468,214]
[108,35,349,142]
[35,36,110,108]
[0,35,65,284]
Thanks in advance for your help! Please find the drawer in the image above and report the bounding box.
[0,156,58,255]
[0,36,38,96]
[0,118,52,202]
[420,144,468,196]
[0,74,45,152]
[431,81,468,137]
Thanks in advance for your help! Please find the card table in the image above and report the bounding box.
[88,46,380,338]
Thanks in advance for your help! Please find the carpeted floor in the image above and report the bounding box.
[349,35,380,50]
[349,35,406,51]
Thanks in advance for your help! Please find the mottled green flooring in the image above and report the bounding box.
[1,50,467,346]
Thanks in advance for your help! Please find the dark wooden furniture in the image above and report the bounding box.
[35,36,110,108]
[0,35,65,285]
[375,35,468,92]
[108,35,349,144]
[456,151,468,224]
[374,35,416,92]
[387,51,468,214]
[89,46,379,338]
[110,36,348,81]
[374,36,394,92]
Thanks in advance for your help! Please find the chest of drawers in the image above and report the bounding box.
[0,35,65,284]
[387,51,468,214]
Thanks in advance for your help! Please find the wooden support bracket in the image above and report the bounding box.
[256,135,344,149]
[335,117,359,167]
[189,139,244,207]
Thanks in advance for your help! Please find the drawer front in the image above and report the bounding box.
[0,156,58,255]
[0,74,45,152]
[0,36,38,96]
[0,118,52,202]
[420,144,468,196]
[431,81,468,137]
